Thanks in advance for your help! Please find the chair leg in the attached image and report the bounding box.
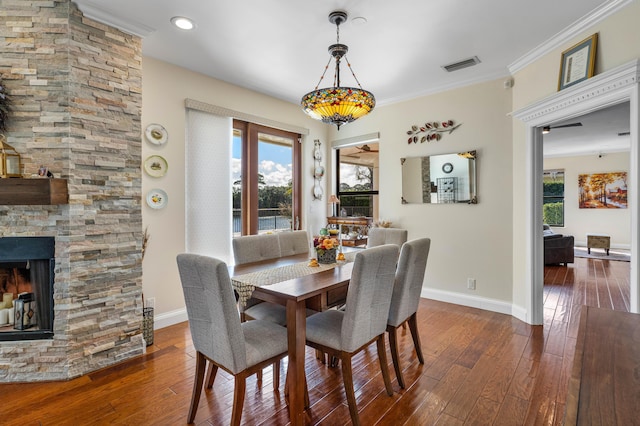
[205,362,218,389]
[407,313,424,364]
[231,374,247,426]
[376,335,394,396]
[387,326,405,389]
[187,352,207,424]
[273,361,280,391]
[340,354,360,426]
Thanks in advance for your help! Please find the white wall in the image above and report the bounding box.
[544,152,630,248]
[141,57,330,325]
[327,79,514,310]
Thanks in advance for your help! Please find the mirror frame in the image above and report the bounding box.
[401,150,477,204]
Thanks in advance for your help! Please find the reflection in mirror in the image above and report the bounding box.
[401,150,477,204]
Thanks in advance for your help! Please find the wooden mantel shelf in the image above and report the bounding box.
[0,178,68,205]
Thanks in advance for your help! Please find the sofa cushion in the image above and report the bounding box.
[544,233,563,240]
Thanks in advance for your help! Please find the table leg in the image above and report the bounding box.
[286,299,307,426]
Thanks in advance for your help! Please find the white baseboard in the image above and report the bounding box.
[154,293,525,331]
[420,287,515,317]
[153,307,188,330]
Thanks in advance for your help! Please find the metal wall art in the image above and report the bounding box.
[406,120,461,144]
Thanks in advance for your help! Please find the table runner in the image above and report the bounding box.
[232,252,356,308]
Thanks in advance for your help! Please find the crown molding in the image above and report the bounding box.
[508,0,633,74]
[75,2,156,37]
[511,59,640,124]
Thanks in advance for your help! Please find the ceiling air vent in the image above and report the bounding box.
[442,56,481,73]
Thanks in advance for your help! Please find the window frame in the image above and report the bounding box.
[335,147,379,219]
[234,119,301,235]
[542,168,565,227]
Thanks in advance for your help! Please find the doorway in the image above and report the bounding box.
[512,60,639,324]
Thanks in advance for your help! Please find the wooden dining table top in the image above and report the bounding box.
[229,252,355,302]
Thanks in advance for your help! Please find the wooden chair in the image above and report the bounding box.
[305,245,399,426]
[367,227,408,247]
[176,254,289,425]
[387,238,431,388]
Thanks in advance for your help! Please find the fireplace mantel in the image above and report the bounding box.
[0,178,68,205]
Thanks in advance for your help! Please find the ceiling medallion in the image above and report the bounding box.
[301,11,375,130]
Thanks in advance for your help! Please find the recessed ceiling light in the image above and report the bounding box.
[171,16,195,31]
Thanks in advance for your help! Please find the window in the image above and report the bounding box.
[543,169,564,227]
[233,120,301,235]
[336,143,379,219]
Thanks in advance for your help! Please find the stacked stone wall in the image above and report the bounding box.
[0,0,144,382]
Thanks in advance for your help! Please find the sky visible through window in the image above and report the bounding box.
[232,135,361,187]
[232,135,292,187]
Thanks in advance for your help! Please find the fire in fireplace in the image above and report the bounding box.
[0,237,55,341]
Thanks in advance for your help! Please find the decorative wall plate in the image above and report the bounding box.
[144,155,168,178]
[313,185,323,200]
[314,165,325,179]
[145,123,168,145]
[146,189,168,209]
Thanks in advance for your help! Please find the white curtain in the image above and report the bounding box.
[185,109,233,263]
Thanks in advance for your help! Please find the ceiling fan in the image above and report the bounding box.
[355,144,379,152]
[542,122,582,134]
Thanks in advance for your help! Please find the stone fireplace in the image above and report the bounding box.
[0,1,144,382]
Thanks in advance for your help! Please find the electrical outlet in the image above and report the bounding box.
[146,297,155,309]
[467,278,476,290]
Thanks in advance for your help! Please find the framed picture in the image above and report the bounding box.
[558,33,598,91]
[578,171,627,209]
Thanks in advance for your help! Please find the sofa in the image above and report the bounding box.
[544,224,574,266]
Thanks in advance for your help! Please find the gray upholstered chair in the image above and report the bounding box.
[232,233,281,264]
[387,238,431,389]
[232,233,288,325]
[305,244,399,426]
[176,253,289,425]
[278,230,309,257]
[368,227,408,248]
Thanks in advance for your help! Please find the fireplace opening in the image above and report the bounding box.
[0,237,55,341]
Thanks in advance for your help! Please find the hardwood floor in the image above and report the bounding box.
[2,257,630,425]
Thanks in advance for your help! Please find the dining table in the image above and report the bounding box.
[228,251,357,426]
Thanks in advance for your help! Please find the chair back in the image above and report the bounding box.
[278,230,309,256]
[388,238,431,327]
[368,228,408,247]
[232,234,281,265]
[342,244,399,352]
[176,253,247,374]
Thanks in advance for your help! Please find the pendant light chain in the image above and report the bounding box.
[344,55,365,90]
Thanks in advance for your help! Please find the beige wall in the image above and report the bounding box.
[544,152,631,248]
[511,2,640,309]
[141,57,329,321]
[326,79,514,308]
[142,1,639,325]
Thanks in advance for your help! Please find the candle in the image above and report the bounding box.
[3,293,13,308]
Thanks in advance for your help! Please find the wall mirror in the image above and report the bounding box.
[401,150,477,204]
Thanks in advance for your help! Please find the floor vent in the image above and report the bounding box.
[442,56,481,72]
